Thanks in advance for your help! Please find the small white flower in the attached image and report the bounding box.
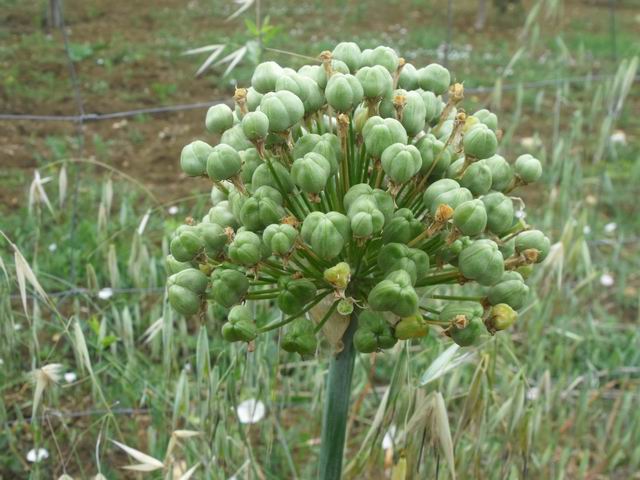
[515,210,526,219]
[168,206,179,215]
[583,225,591,235]
[600,273,614,287]
[26,448,49,463]
[14,323,23,331]
[0,358,4,365]
[48,243,57,252]
[604,222,617,234]
[64,372,77,383]
[609,130,626,145]
[382,425,397,450]
[526,387,540,401]
[96,58,105,65]
[98,288,114,300]
[236,399,266,424]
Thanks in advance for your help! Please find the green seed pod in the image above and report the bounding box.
[239,148,262,184]
[170,226,204,262]
[251,61,284,94]
[228,230,263,266]
[487,271,529,310]
[362,116,408,158]
[275,70,310,100]
[291,152,332,194]
[293,133,321,159]
[499,238,515,259]
[484,155,513,191]
[210,268,249,308]
[447,158,493,196]
[259,90,305,132]
[246,87,263,111]
[205,104,234,134]
[381,208,424,244]
[206,201,238,229]
[378,243,429,285]
[298,61,348,89]
[417,63,451,95]
[263,224,298,256]
[453,200,488,236]
[439,301,485,346]
[210,185,228,205]
[344,184,395,224]
[227,187,248,220]
[277,277,317,314]
[514,230,550,262]
[400,90,427,137]
[167,268,209,316]
[398,63,418,90]
[180,140,213,177]
[368,270,419,317]
[293,133,341,176]
[198,222,228,257]
[220,124,253,150]
[471,109,498,132]
[332,41,362,72]
[356,65,393,99]
[415,134,452,176]
[282,318,317,355]
[337,298,354,316]
[395,314,429,340]
[361,46,399,73]
[347,197,386,238]
[458,239,505,286]
[166,255,193,275]
[239,187,285,231]
[324,262,351,289]
[440,236,472,266]
[417,90,441,126]
[251,161,294,193]
[430,187,473,216]
[463,124,498,159]
[301,211,351,260]
[325,73,364,112]
[423,178,460,213]
[433,119,454,142]
[514,154,542,184]
[222,305,257,342]
[381,143,422,184]
[299,75,325,114]
[482,192,514,235]
[207,144,242,181]
[486,303,517,332]
[353,311,397,353]
[241,111,269,141]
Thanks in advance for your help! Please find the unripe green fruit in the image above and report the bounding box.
[439,236,472,266]
[356,65,393,99]
[205,104,234,134]
[325,73,364,112]
[291,152,331,194]
[378,243,429,285]
[332,41,362,72]
[166,255,192,275]
[361,46,399,73]
[487,303,517,331]
[353,311,397,353]
[430,187,473,216]
[293,133,341,176]
[206,201,238,229]
[415,134,452,176]
[299,75,325,114]
[222,305,257,342]
[251,61,284,93]
[417,90,441,126]
[259,90,305,132]
[398,63,418,90]
[368,270,419,317]
[362,116,408,158]
[167,268,209,316]
[515,154,542,184]
[417,63,451,95]
[344,184,395,223]
[471,109,498,132]
[447,158,493,196]
[487,271,529,310]
[228,230,263,266]
[423,178,460,213]
[239,189,285,231]
[246,87,263,111]
[484,155,514,191]
[439,301,485,346]
[347,198,386,238]
[210,185,228,205]
[499,238,515,259]
[181,141,213,177]
[451,316,484,346]
[298,61,348,89]
[400,90,427,137]
[170,226,204,262]
[277,277,317,314]
[514,230,550,262]
[207,144,242,181]
[275,70,310,101]
[381,208,424,244]
[228,187,247,220]
[459,239,504,286]
[463,124,498,159]
[282,319,317,355]
[239,148,262,184]
[324,262,351,289]
[381,143,422,184]
[210,268,249,308]
[241,111,269,141]
[251,161,294,193]
[453,200,488,236]
[220,124,253,150]
[395,314,429,340]
[482,192,514,235]
[263,224,298,256]
[301,211,351,260]
[198,222,228,257]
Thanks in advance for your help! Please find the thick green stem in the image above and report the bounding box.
[319,311,359,480]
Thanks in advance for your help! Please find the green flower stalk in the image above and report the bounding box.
[166,42,550,479]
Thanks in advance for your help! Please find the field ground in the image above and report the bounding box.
[1,0,640,478]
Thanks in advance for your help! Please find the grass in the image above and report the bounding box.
[1,0,639,478]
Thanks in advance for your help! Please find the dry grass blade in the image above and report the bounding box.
[8,238,51,315]
[31,363,63,420]
[432,392,456,480]
[111,440,164,470]
[420,345,475,386]
[179,463,200,480]
[226,0,255,21]
[58,163,68,207]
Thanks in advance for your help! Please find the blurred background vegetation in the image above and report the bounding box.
[1,0,639,478]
